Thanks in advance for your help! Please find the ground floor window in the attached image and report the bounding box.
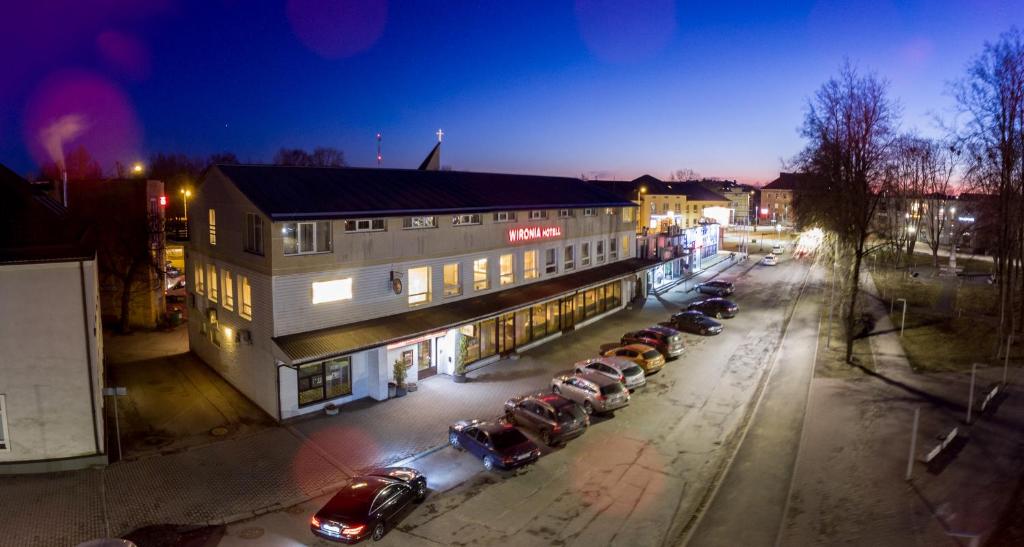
[0,394,9,451]
[298,357,352,406]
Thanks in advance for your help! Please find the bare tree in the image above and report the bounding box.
[274,147,347,167]
[670,168,700,182]
[797,62,899,363]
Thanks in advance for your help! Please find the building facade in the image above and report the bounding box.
[590,176,731,233]
[760,173,803,226]
[697,180,758,226]
[186,164,658,420]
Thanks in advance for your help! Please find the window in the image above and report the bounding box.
[443,263,461,297]
[452,214,481,226]
[297,357,352,406]
[207,308,219,346]
[207,264,218,302]
[499,254,515,285]
[622,235,630,258]
[662,203,670,213]
[344,218,386,232]
[544,248,557,274]
[238,275,252,320]
[222,269,234,310]
[674,203,682,214]
[622,207,636,222]
[208,209,217,246]
[558,209,573,218]
[0,394,8,451]
[581,242,591,266]
[312,278,353,304]
[244,213,264,255]
[523,250,538,280]
[609,238,618,260]
[596,240,605,263]
[407,266,431,306]
[473,258,489,291]
[402,216,436,229]
[283,221,332,254]
[564,245,575,270]
[194,262,205,294]
[584,208,595,217]
[529,210,548,220]
[493,211,516,222]
[606,207,617,215]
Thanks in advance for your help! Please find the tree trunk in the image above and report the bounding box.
[845,239,866,364]
[118,262,140,334]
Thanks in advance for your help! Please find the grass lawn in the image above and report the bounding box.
[895,313,1023,373]
[814,304,875,379]
[871,267,942,309]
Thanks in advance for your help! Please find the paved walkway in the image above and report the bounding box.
[0,254,743,547]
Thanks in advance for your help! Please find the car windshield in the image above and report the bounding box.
[624,365,643,376]
[600,383,624,396]
[642,350,661,359]
[556,404,586,423]
[490,428,528,450]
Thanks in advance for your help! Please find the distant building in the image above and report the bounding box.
[761,173,805,226]
[0,164,106,473]
[590,175,731,233]
[697,180,758,226]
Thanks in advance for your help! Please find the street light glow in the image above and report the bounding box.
[131,162,144,174]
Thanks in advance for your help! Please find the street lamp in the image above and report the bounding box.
[131,162,144,175]
[180,188,192,223]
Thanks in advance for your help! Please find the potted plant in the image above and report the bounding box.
[453,335,469,384]
[393,358,410,397]
[324,403,339,416]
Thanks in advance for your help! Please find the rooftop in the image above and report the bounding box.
[0,163,93,264]
[588,175,730,203]
[762,172,810,191]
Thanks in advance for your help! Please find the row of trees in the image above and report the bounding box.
[796,28,1024,363]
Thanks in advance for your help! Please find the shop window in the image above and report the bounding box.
[500,254,515,285]
[622,207,636,222]
[531,304,546,340]
[480,319,497,359]
[574,292,585,324]
[608,281,621,308]
[523,250,538,280]
[546,301,560,334]
[444,263,461,296]
[283,221,332,255]
[238,275,252,320]
[244,213,264,255]
[298,357,352,406]
[345,218,387,232]
[460,324,481,364]
[408,266,431,306]
[544,248,557,274]
[194,262,205,294]
[207,264,219,302]
[222,269,234,310]
[473,258,489,291]
[609,238,618,260]
[581,242,591,266]
[0,394,8,451]
[208,209,217,246]
[596,241,605,263]
[564,245,575,271]
[312,278,353,304]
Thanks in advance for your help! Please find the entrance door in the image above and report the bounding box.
[416,340,436,379]
[498,313,515,355]
[561,294,576,332]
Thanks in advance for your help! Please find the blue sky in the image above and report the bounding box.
[2,0,1021,183]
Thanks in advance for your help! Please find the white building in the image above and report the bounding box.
[0,164,106,473]
[186,159,665,420]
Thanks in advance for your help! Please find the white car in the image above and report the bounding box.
[772,244,785,254]
[762,254,778,266]
[573,356,647,390]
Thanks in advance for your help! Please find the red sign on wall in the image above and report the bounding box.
[507,225,563,244]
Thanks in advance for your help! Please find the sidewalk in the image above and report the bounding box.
[0,255,742,547]
[779,273,1024,546]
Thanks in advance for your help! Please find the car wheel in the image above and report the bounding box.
[415,481,427,502]
[583,401,594,415]
[448,431,460,449]
[552,385,560,394]
[716,312,723,319]
[483,456,497,471]
[541,430,553,446]
[372,522,386,541]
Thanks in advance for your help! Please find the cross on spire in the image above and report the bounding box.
[436,128,444,143]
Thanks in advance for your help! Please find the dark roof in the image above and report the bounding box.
[588,175,730,203]
[0,163,93,264]
[274,257,660,363]
[762,173,809,191]
[212,165,636,221]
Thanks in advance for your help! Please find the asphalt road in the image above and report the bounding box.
[218,253,813,547]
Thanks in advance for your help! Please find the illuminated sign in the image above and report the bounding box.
[507,225,563,244]
[159,195,167,207]
[958,216,975,223]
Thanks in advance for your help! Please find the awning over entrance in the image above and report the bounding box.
[273,257,661,364]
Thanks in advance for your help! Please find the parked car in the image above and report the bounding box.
[573,356,646,390]
[602,344,666,375]
[551,371,630,415]
[772,244,785,254]
[310,467,427,543]
[696,280,734,296]
[448,419,541,470]
[762,254,778,266]
[620,327,685,359]
[165,276,186,302]
[670,310,723,335]
[503,393,588,446]
[686,298,739,319]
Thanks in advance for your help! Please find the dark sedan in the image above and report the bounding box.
[504,392,589,446]
[686,297,739,319]
[311,467,427,543]
[670,310,723,335]
[448,419,541,471]
[696,280,735,296]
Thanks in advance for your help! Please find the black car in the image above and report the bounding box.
[686,297,739,319]
[311,467,427,543]
[504,392,589,446]
[696,280,734,296]
[448,419,541,471]
[670,310,723,335]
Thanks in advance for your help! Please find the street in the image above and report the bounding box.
[218,253,815,546]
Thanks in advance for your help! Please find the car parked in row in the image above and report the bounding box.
[311,467,427,543]
[696,280,735,297]
[573,356,646,390]
[551,372,630,415]
[448,419,541,470]
[686,298,739,319]
[621,327,684,359]
[602,344,666,375]
[504,392,589,446]
[762,254,778,266]
[670,310,723,335]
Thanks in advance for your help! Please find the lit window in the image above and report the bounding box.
[500,254,515,285]
[222,269,234,310]
[609,238,618,260]
[194,262,205,295]
[443,263,461,297]
[493,211,516,222]
[564,245,575,270]
[596,241,605,263]
[298,357,352,406]
[544,248,557,274]
[584,208,595,217]
[402,216,436,229]
[344,219,387,232]
[208,209,217,246]
[523,250,538,280]
[558,209,573,218]
[621,236,630,258]
[312,278,353,304]
[283,221,332,255]
[452,214,482,226]
[244,213,263,255]
[622,207,636,222]
[529,210,548,220]
[473,258,489,291]
[207,264,218,302]
[581,242,591,266]
[238,275,252,320]
[0,394,8,452]
[408,266,431,306]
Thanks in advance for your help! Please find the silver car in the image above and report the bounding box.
[551,371,630,415]
[573,356,646,390]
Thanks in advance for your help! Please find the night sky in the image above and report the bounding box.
[2,0,1021,183]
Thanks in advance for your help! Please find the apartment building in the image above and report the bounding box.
[590,175,731,233]
[186,164,657,420]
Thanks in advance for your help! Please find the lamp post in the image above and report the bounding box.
[180,188,192,238]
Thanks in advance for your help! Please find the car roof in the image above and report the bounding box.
[363,467,420,483]
[321,476,395,512]
[580,356,635,369]
[618,343,656,352]
[645,326,679,335]
[579,371,618,386]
